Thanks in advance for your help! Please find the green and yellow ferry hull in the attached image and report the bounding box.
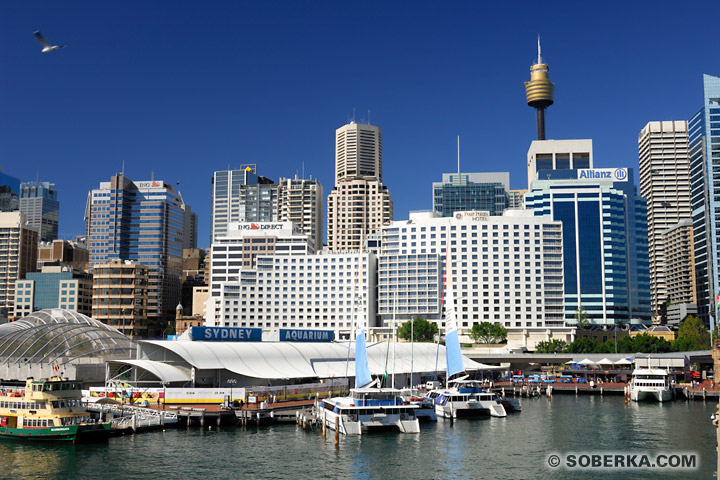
[0,423,111,442]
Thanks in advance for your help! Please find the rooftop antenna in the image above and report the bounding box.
[457,136,460,182]
[537,34,542,64]
[352,108,356,123]
[121,160,125,176]
[302,161,305,179]
[36,168,39,183]
[151,170,154,182]
[368,109,371,125]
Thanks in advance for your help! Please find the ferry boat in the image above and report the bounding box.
[425,379,507,418]
[0,377,111,442]
[630,368,672,402]
[320,388,420,434]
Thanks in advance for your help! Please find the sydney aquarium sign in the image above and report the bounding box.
[191,326,262,342]
[279,329,334,342]
[577,168,628,182]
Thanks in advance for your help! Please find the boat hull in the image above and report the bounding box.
[320,409,420,435]
[0,423,111,442]
[631,388,672,402]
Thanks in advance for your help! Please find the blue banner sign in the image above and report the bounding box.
[279,329,334,342]
[191,326,262,342]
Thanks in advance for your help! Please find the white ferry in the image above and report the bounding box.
[0,376,110,442]
[425,379,507,418]
[630,368,672,402]
[319,388,420,434]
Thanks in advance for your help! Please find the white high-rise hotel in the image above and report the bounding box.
[327,122,393,252]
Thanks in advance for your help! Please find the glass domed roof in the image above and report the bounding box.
[0,309,135,365]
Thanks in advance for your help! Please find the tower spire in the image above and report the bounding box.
[537,35,542,64]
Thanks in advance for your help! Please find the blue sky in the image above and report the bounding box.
[1,1,718,248]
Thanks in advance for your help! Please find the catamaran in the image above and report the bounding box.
[424,242,507,419]
[318,240,420,434]
[630,368,672,402]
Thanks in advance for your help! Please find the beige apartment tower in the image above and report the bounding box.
[277,176,324,250]
[328,122,393,251]
[92,259,149,338]
[638,121,691,315]
[0,211,38,319]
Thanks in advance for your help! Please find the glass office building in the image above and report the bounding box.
[211,166,277,243]
[689,74,720,324]
[0,170,20,212]
[525,168,651,325]
[432,172,509,217]
[19,181,59,242]
[85,174,190,335]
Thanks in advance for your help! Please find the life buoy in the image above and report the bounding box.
[400,413,406,420]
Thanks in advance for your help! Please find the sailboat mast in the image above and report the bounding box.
[392,291,396,389]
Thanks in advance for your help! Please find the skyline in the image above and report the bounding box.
[1,2,718,248]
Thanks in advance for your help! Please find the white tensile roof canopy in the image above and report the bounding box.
[138,340,502,382]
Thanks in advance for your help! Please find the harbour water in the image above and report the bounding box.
[0,396,715,479]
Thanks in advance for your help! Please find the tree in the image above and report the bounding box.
[574,306,590,329]
[565,337,602,354]
[398,317,438,342]
[470,322,508,344]
[674,316,710,351]
[534,339,567,354]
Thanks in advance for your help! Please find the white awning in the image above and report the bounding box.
[113,359,192,383]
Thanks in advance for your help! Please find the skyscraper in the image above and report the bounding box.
[210,166,277,243]
[277,175,323,250]
[637,121,691,318]
[19,181,59,242]
[432,172,509,217]
[0,169,20,212]
[85,174,190,335]
[689,74,720,324]
[0,211,38,319]
[525,168,651,325]
[327,122,393,251]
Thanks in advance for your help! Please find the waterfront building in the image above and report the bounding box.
[688,74,720,324]
[0,211,38,319]
[377,210,567,349]
[638,121,691,317]
[205,250,375,332]
[277,175,324,250]
[432,172,509,217]
[526,139,593,189]
[13,266,92,318]
[0,169,20,212]
[37,239,89,271]
[210,166,277,243]
[208,221,314,300]
[662,220,696,320]
[91,259,149,338]
[85,174,190,335]
[525,168,651,325]
[327,122,393,252]
[508,189,527,209]
[19,181,59,243]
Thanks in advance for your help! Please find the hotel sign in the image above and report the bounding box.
[191,326,262,342]
[279,329,334,342]
[577,168,628,182]
[454,211,490,221]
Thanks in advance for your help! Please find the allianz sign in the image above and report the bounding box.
[577,168,628,182]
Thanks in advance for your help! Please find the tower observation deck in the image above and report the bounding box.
[525,37,555,140]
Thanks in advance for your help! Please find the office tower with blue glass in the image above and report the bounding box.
[432,172,509,217]
[13,266,93,318]
[19,181,59,243]
[210,165,277,243]
[85,174,192,336]
[0,169,21,212]
[689,74,720,324]
[525,167,651,325]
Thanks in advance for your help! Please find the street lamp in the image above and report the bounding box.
[227,378,237,407]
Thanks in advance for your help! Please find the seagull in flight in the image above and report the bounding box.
[34,31,65,52]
